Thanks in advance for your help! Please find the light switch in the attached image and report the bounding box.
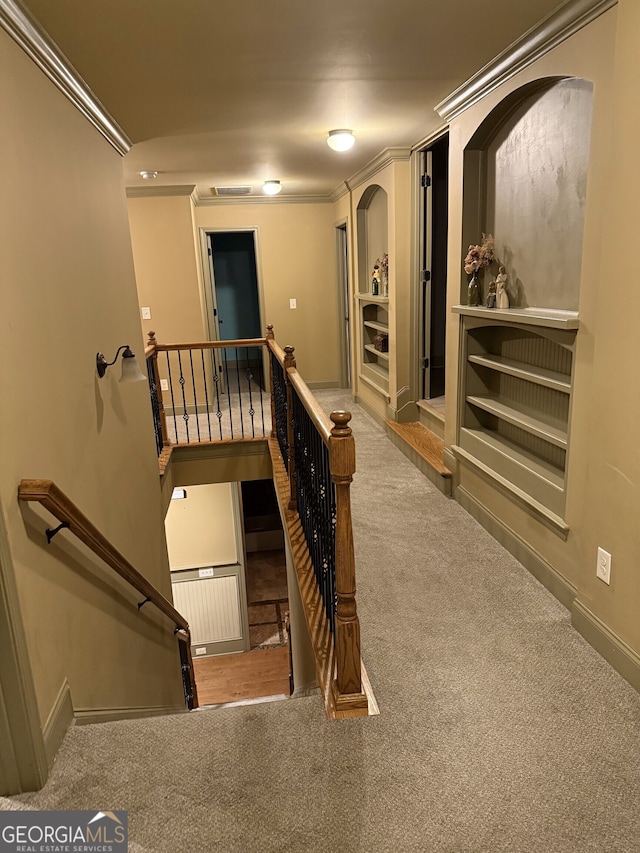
[160,379,169,391]
[141,306,151,320]
[290,298,297,309]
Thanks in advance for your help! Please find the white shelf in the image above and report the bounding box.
[363,361,389,381]
[460,427,565,491]
[453,305,579,329]
[466,394,568,448]
[363,320,389,333]
[364,344,389,362]
[357,294,389,304]
[468,353,571,393]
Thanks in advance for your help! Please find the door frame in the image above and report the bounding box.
[198,227,267,343]
[334,220,351,389]
[410,128,450,404]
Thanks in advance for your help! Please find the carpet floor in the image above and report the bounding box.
[8,391,640,852]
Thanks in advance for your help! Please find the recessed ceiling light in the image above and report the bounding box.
[139,170,158,179]
[263,180,282,196]
[327,130,355,152]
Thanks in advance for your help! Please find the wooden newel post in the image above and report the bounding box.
[283,345,297,511]
[265,324,276,437]
[329,410,364,702]
[147,331,169,448]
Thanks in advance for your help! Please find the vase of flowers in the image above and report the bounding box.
[464,234,494,306]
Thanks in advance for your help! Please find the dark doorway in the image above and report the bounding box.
[421,134,449,400]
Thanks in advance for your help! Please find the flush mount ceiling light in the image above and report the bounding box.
[139,170,158,179]
[263,180,282,196]
[327,129,355,152]
[96,345,146,382]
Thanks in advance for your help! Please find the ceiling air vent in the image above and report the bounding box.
[212,185,252,196]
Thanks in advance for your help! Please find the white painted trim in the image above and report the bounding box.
[74,704,186,725]
[126,185,197,199]
[0,0,131,155]
[0,501,48,794]
[572,600,640,694]
[435,0,617,122]
[194,188,332,206]
[43,679,73,769]
[345,147,412,192]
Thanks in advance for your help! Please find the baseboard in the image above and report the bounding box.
[353,394,387,429]
[43,679,73,769]
[443,447,457,473]
[456,485,576,610]
[571,601,640,693]
[74,704,187,726]
[306,380,341,390]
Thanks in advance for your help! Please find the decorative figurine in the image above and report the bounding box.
[486,280,497,308]
[496,266,509,309]
[372,264,380,296]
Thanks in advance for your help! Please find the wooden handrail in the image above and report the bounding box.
[155,338,267,351]
[18,479,188,631]
[288,368,333,445]
[266,335,286,366]
[18,479,198,708]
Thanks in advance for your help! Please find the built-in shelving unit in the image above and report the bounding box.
[358,295,390,398]
[453,309,578,525]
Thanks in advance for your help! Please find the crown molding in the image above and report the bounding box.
[435,0,617,122]
[0,0,131,155]
[126,185,196,199]
[330,182,350,203]
[193,188,332,206]
[345,147,412,191]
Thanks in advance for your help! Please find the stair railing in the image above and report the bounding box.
[266,326,367,714]
[18,479,198,710]
[145,331,269,454]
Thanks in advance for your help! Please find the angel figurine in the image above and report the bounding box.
[496,266,509,309]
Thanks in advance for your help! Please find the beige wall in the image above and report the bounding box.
[128,195,207,345]
[446,7,640,659]
[0,30,184,726]
[127,197,343,385]
[165,484,237,570]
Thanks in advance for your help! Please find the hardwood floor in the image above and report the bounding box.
[194,647,291,706]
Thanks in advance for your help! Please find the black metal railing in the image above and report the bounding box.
[271,349,289,468]
[158,345,267,445]
[291,387,337,634]
[147,354,164,456]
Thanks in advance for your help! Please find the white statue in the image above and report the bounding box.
[496,266,509,309]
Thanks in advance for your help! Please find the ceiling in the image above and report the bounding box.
[22,0,563,199]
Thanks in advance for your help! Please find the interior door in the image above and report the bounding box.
[421,134,449,400]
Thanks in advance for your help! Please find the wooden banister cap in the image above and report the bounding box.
[330,410,352,436]
[147,331,157,343]
[266,324,274,338]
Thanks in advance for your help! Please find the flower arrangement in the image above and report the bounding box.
[464,234,494,275]
[376,253,389,279]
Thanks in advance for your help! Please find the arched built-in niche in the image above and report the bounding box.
[462,77,594,309]
[357,184,388,294]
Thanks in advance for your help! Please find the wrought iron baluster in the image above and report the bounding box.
[212,349,223,440]
[245,346,257,437]
[201,349,213,441]
[223,347,233,438]
[166,351,179,443]
[177,350,190,443]
[189,349,201,442]
[235,346,245,438]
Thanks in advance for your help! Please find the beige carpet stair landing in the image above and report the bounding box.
[384,420,452,495]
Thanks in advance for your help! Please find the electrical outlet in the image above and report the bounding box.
[141,306,151,320]
[596,547,611,585]
[195,647,207,656]
[198,567,214,578]
[289,298,297,309]
[160,379,168,391]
